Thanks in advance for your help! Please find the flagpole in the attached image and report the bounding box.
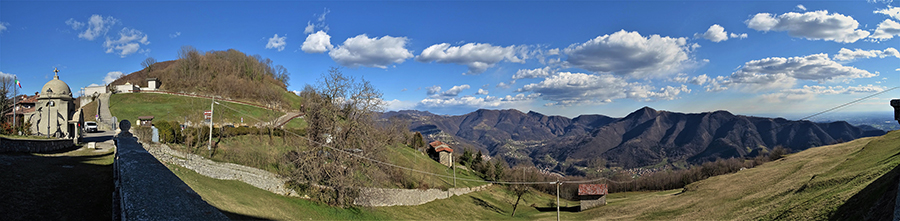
[12,76,17,128]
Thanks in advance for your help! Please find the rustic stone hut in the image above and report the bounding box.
[578,184,608,211]
[427,140,453,167]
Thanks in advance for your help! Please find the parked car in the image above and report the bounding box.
[84,121,98,132]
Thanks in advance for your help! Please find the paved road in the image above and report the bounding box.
[83,130,116,143]
[97,93,114,131]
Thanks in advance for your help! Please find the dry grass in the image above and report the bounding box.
[570,130,900,220]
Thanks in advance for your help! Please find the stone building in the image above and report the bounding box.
[578,184,608,211]
[24,69,83,139]
[427,140,453,167]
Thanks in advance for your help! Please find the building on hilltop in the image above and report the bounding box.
[113,78,161,94]
[23,69,84,139]
[427,140,454,167]
[6,93,38,127]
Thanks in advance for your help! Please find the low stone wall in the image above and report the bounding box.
[354,184,492,207]
[0,137,74,153]
[579,195,607,211]
[113,121,227,220]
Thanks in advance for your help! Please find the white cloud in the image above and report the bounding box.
[71,14,118,41]
[718,53,876,92]
[169,32,181,38]
[729,33,748,39]
[0,21,7,33]
[673,74,709,85]
[516,72,689,106]
[426,85,441,95]
[328,34,413,68]
[695,24,729,42]
[796,4,807,11]
[317,8,331,22]
[564,30,694,79]
[745,10,870,43]
[875,6,900,20]
[102,71,124,85]
[384,99,417,111]
[429,84,470,98]
[416,43,527,75]
[103,27,150,58]
[833,47,900,61]
[512,67,554,79]
[476,89,489,95]
[417,94,538,109]
[305,8,331,34]
[0,71,15,79]
[266,34,287,51]
[496,82,511,89]
[871,19,900,40]
[301,31,333,53]
[304,21,315,34]
[759,85,887,103]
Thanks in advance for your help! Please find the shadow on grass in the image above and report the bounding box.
[0,148,115,220]
[471,196,505,214]
[535,206,580,212]
[219,209,275,221]
[829,163,900,221]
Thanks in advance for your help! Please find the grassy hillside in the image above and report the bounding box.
[108,93,304,129]
[169,161,581,220]
[570,130,900,220]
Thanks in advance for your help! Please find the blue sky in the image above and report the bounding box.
[2,1,899,118]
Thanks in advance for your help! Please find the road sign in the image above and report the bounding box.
[204,110,212,119]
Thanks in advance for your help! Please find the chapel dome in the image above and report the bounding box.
[41,75,72,98]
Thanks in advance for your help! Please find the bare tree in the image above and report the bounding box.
[141,57,157,72]
[0,75,14,127]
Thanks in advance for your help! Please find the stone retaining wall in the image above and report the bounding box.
[354,184,492,207]
[144,143,299,197]
[113,122,228,220]
[0,137,74,153]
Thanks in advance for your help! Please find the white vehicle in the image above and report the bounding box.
[84,121,98,132]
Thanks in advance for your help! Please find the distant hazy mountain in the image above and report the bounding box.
[384,107,885,172]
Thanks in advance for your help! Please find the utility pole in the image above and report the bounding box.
[208,96,214,150]
[556,179,561,221]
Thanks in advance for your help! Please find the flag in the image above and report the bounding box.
[15,79,21,88]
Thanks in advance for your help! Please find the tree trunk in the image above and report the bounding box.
[511,194,522,217]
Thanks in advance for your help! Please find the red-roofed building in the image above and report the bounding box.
[6,93,39,126]
[577,184,608,211]
[427,140,453,167]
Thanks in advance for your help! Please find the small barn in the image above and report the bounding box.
[427,140,453,167]
[578,184,608,211]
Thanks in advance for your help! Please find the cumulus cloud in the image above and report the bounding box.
[516,72,690,106]
[875,6,900,20]
[871,19,900,40]
[427,84,470,98]
[695,24,728,42]
[417,94,538,110]
[759,85,887,103]
[496,82,511,89]
[564,30,695,79]
[0,21,8,33]
[716,53,876,92]
[745,10,870,43]
[426,85,441,95]
[512,67,554,79]
[796,4,807,11]
[103,28,150,58]
[328,34,413,68]
[102,71,124,85]
[672,74,709,85]
[833,47,900,61]
[265,34,287,51]
[730,33,748,39]
[476,88,489,95]
[69,14,118,41]
[416,43,527,75]
[301,31,333,53]
[384,99,417,111]
[0,71,15,79]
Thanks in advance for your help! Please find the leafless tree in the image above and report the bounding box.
[141,57,157,72]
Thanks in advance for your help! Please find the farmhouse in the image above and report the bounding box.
[578,184,608,211]
[427,140,453,167]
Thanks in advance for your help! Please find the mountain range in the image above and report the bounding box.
[383,107,886,173]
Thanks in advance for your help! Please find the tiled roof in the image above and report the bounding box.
[429,140,453,153]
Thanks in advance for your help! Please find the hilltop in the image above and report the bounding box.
[110,47,298,110]
[388,107,885,171]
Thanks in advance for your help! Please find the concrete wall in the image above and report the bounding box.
[0,137,74,153]
[84,86,107,97]
[354,184,492,207]
[579,195,607,211]
[113,121,227,220]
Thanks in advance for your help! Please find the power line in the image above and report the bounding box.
[797,86,899,121]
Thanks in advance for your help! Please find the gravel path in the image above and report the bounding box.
[143,143,299,197]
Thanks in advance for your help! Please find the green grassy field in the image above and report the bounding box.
[109,93,304,129]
